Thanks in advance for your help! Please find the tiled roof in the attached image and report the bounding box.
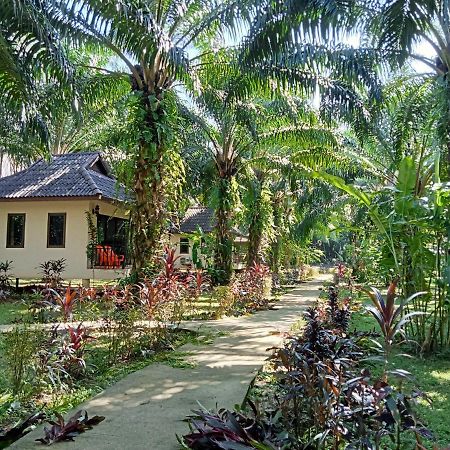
[172,206,247,238]
[0,152,128,202]
[175,206,215,234]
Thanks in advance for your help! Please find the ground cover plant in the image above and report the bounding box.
[0,252,286,447]
[181,281,447,449]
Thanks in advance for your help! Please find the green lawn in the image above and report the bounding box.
[351,310,450,446]
[0,301,29,325]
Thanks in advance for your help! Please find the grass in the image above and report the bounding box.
[351,309,450,447]
[0,301,29,325]
[0,325,220,440]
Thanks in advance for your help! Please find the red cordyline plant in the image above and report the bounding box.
[138,279,163,319]
[80,287,97,302]
[336,262,346,283]
[247,262,270,299]
[157,246,184,302]
[64,324,94,376]
[361,280,426,372]
[46,286,79,321]
[67,324,94,355]
[193,269,210,297]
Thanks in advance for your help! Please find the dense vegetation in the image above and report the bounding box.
[1,0,450,448]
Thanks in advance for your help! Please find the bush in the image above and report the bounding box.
[212,286,235,319]
[0,260,13,292]
[40,259,66,288]
[0,325,39,396]
[232,263,271,313]
[182,283,433,450]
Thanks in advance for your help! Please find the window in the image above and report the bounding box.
[96,214,129,256]
[6,214,25,248]
[179,237,190,254]
[96,214,128,249]
[47,213,66,248]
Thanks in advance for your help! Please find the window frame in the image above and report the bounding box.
[47,213,66,248]
[6,213,26,248]
[179,237,190,255]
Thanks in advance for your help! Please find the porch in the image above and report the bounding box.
[87,213,131,270]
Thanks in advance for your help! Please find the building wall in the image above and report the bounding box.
[169,233,248,270]
[0,198,129,281]
[169,233,196,268]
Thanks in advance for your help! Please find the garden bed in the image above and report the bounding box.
[180,281,450,449]
[0,256,294,447]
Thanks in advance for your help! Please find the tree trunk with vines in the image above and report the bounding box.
[247,212,263,267]
[131,70,166,276]
[214,176,234,285]
[270,196,282,274]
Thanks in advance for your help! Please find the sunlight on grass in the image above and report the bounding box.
[431,369,450,382]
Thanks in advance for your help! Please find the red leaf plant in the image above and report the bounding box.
[361,281,426,370]
[36,410,105,445]
[46,285,79,321]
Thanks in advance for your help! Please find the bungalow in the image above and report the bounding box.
[0,152,130,283]
[169,205,247,270]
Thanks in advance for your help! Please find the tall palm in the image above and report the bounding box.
[371,0,450,178]
[238,0,383,132]
[32,0,260,275]
[0,0,71,140]
[183,53,339,283]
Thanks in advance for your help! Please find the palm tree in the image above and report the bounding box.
[313,75,450,349]
[0,0,72,141]
[183,52,340,283]
[3,0,384,276]
[8,0,261,275]
[377,1,450,178]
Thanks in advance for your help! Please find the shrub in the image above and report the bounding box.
[232,263,271,313]
[361,281,426,367]
[44,286,80,321]
[36,410,105,445]
[100,307,142,365]
[180,404,286,449]
[40,258,66,288]
[0,260,13,291]
[183,286,433,450]
[0,325,39,396]
[212,286,235,318]
[65,324,94,377]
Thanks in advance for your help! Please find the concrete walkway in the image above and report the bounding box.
[11,276,329,449]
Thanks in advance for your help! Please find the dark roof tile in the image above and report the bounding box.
[0,152,128,202]
[174,206,215,234]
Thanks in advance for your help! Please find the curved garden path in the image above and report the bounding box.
[11,275,330,450]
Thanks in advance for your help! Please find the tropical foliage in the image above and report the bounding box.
[1,0,450,446]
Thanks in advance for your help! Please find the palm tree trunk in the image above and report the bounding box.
[270,196,282,274]
[247,212,263,267]
[132,142,164,274]
[131,81,165,276]
[247,188,264,267]
[214,177,233,285]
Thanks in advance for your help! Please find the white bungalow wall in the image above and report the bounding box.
[0,199,129,281]
[169,233,247,270]
[169,233,204,269]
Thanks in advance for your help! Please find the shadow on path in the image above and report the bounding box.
[11,276,330,450]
